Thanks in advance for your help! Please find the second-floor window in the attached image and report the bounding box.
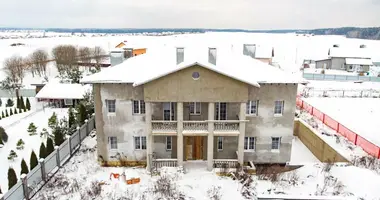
[217,137,223,151]
[166,136,172,150]
[274,100,284,116]
[189,102,201,115]
[108,136,117,150]
[134,136,147,150]
[246,100,259,116]
[106,99,116,113]
[133,100,145,114]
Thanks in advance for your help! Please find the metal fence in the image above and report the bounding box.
[1,116,96,200]
[302,88,380,98]
[0,89,36,98]
[303,73,380,82]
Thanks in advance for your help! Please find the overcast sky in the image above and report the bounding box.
[0,0,379,29]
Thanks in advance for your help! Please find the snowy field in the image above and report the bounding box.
[0,105,68,193]
[33,136,380,200]
[303,98,380,148]
[299,81,380,97]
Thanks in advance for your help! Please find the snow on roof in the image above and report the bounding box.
[35,83,90,99]
[81,44,304,86]
[255,45,273,58]
[329,47,372,59]
[345,58,373,65]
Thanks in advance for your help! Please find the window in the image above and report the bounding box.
[217,137,223,151]
[163,102,175,121]
[106,99,116,113]
[189,102,201,115]
[192,72,200,80]
[271,137,281,150]
[133,100,145,114]
[244,137,255,151]
[166,136,172,150]
[64,99,73,106]
[246,100,259,115]
[274,100,284,115]
[134,136,147,150]
[215,102,227,120]
[108,137,117,150]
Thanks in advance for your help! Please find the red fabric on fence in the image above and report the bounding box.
[303,103,313,114]
[296,98,303,108]
[337,124,357,143]
[356,136,380,157]
[323,115,339,131]
[312,108,324,122]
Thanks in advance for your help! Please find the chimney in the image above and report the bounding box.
[176,47,184,64]
[208,48,217,65]
[360,44,367,48]
[243,44,256,58]
[333,44,340,48]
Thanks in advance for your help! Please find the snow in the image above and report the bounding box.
[329,47,372,59]
[0,106,68,194]
[303,97,380,147]
[35,83,91,99]
[289,137,320,165]
[304,68,358,76]
[345,58,373,66]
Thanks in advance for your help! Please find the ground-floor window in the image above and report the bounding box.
[134,136,147,150]
[271,137,281,150]
[244,137,256,151]
[108,136,117,150]
[64,99,73,106]
[166,136,172,150]
[217,137,223,151]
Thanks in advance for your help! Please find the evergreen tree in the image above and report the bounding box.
[48,112,58,129]
[20,159,29,175]
[0,135,3,145]
[2,111,4,118]
[76,103,86,125]
[68,107,76,128]
[7,150,17,161]
[39,143,46,159]
[27,123,38,136]
[16,97,20,109]
[30,151,38,170]
[40,128,49,138]
[20,96,25,110]
[53,126,65,146]
[16,139,25,150]
[14,108,17,114]
[23,108,26,113]
[0,126,8,143]
[6,98,14,107]
[0,98,2,107]
[9,109,13,116]
[19,108,22,113]
[8,167,17,189]
[46,137,54,155]
[5,110,8,117]
[26,98,31,110]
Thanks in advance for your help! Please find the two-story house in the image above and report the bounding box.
[81,44,303,171]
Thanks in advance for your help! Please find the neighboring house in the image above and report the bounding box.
[35,82,90,108]
[315,45,373,73]
[110,47,147,67]
[81,45,303,171]
[241,44,274,65]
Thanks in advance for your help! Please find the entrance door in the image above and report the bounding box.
[185,137,193,160]
[185,136,203,160]
[215,102,227,120]
[163,102,175,121]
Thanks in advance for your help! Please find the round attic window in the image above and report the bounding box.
[192,72,200,80]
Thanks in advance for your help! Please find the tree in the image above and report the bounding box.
[8,167,17,189]
[92,46,106,71]
[1,111,4,118]
[20,96,25,110]
[39,143,47,159]
[0,98,2,107]
[48,112,58,129]
[20,159,29,175]
[26,98,31,110]
[76,102,87,125]
[8,150,17,161]
[0,126,8,142]
[29,49,48,77]
[46,137,54,155]
[2,55,26,98]
[52,45,80,82]
[68,107,76,128]
[16,96,20,108]
[27,123,38,136]
[30,151,38,170]
[19,108,22,113]
[9,108,13,116]
[78,46,92,66]
[14,108,18,114]
[6,98,14,107]
[16,139,25,150]
[5,109,9,117]
[53,125,65,146]
[0,135,3,145]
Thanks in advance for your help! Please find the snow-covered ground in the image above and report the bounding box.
[298,81,380,97]
[289,137,320,165]
[34,136,380,200]
[0,105,68,194]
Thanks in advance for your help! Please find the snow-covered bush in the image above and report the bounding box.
[0,126,8,142]
[48,112,58,129]
[8,150,18,161]
[27,122,38,136]
[40,128,49,138]
[16,139,25,150]
[6,98,13,107]
[207,186,222,200]
[230,166,257,200]
[151,174,185,199]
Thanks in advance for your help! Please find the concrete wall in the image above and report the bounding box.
[293,120,348,162]
[315,59,332,69]
[331,57,346,70]
[144,65,249,102]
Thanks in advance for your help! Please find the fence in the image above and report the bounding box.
[0,116,96,200]
[0,89,36,98]
[296,98,380,159]
[303,73,380,82]
[302,88,380,98]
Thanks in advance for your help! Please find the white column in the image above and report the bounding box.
[238,102,246,165]
[145,102,152,171]
[177,102,184,167]
[207,102,215,170]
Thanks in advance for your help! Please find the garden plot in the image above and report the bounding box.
[0,108,68,194]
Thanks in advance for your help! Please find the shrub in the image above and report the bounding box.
[14,108,18,114]
[20,96,25,110]
[30,151,38,170]
[16,97,20,109]
[322,161,333,173]
[39,143,47,159]
[53,125,65,146]
[0,126,8,142]
[68,107,76,128]
[0,136,3,145]
[8,150,18,161]
[27,122,38,136]
[26,98,31,110]
[46,137,55,155]
[9,108,13,116]
[8,167,17,189]
[40,128,49,138]
[20,159,29,175]
[6,98,14,107]
[207,186,222,200]
[152,175,184,199]
[5,109,9,117]
[48,112,58,129]
[16,139,25,150]
[23,108,26,113]
[19,108,22,113]
[1,111,4,118]
[0,98,2,107]
[76,103,86,125]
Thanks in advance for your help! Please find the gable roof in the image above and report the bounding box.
[329,47,372,59]
[36,83,90,99]
[80,44,304,86]
[345,58,373,65]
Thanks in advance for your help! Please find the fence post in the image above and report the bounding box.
[77,126,81,143]
[39,158,46,182]
[85,119,89,136]
[55,146,61,168]
[20,174,29,200]
[322,113,325,124]
[68,135,72,155]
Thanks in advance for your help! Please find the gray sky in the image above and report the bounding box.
[0,0,379,29]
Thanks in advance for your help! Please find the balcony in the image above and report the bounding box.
[183,121,208,135]
[152,121,177,135]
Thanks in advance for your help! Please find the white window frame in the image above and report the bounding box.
[271,137,281,151]
[217,137,223,151]
[244,137,256,151]
[274,100,284,116]
[189,102,201,115]
[166,136,172,151]
[133,100,145,114]
[108,136,118,150]
[163,102,175,121]
[215,102,227,120]
[64,99,73,106]
[246,100,259,116]
[106,99,116,113]
[134,136,147,150]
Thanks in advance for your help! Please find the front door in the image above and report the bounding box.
[215,102,227,120]
[185,136,203,160]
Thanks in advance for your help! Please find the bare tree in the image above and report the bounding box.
[29,49,49,77]
[92,46,106,71]
[1,55,26,97]
[52,45,82,83]
[78,46,92,65]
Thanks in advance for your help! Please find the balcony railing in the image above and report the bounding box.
[214,121,240,132]
[153,158,178,168]
[213,159,239,168]
[183,121,208,132]
[152,121,177,132]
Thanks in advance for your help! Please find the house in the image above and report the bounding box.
[241,44,274,65]
[315,45,373,73]
[35,82,90,108]
[110,46,147,67]
[81,44,303,171]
